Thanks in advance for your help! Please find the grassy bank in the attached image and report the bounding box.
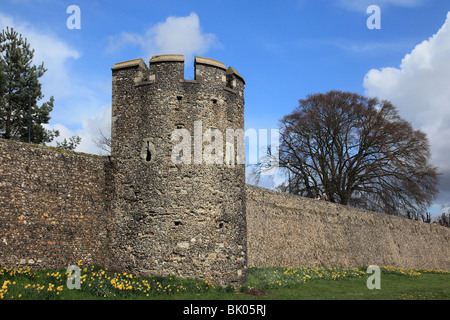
[1,261,449,300]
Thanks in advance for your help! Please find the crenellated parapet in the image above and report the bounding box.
[111,54,245,159]
[111,54,245,97]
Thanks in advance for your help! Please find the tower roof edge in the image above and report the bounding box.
[150,54,185,63]
[111,58,148,71]
[226,66,245,84]
[195,56,227,70]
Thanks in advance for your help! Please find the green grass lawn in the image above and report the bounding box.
[251,272,449,300]
[1,262,449,300]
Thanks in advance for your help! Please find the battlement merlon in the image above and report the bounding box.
[111,55,245,90]
[225,66,245,93]
[111,58,148,71]
[111,58,148,86]
[194,56,226,83]
[148,54,185,82]
[194,56,245,90]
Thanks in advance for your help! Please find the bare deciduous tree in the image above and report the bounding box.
[93,125,111,155]
[258,91,439,217]
[435,211,450,227]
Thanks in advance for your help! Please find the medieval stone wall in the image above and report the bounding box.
[0,139,449,280]
[0,139,110,269]
[246,184,450,271]
[1,55,449,287]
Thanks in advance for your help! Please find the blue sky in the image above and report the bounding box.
[1,0,450,215]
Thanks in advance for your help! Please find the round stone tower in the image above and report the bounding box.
[108,54,246,285]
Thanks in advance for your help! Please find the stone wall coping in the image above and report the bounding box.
[149,54,185,64]
[195,56,227,70]
[111,58,148,71]
[0,138,105,160]
[226,66,245,84]
[246,184,450,232]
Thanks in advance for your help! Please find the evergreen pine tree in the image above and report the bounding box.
[0,26,59,144]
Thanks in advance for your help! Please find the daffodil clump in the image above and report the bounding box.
[246,265,450,291]
[0,267,64,300]
[0,260,231,300]
[378,266,422,277]
[247,266,366,289]
[1,261,448,300]
[378,266,450,276]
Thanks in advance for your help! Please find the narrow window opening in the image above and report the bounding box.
[226,78,233,89]
[141,139,155,164]
[210,128,217,155]
[146,141,152,162]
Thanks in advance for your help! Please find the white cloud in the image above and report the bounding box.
[1,12,111,150]
[77,106,111,154]
[0,13,101,123]
[0,13,80,98]
[108,12,220,63]
[46,105,111,155]
[363,11,450,214]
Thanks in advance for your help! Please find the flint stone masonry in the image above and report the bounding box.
[0,55,449,287]
[1,143,449,281]
[246,185,450,270]
[0,139,111,269]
